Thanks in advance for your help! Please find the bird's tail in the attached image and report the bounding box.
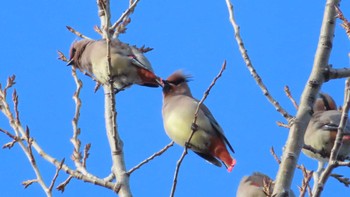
[211,138,236,172]
[137,68,162,87]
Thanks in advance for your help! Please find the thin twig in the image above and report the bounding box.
[82,144,91,168]
[314,77,350,197]
[284,86,299,110]
[225,0,293,121]
[170,61,227,197]
[128,141,174,175]
[331,174,350,187]
[335,5,350,39]
[298,165,313,197]
[276,121,290,128]
[57,50,68,62]
[58,50,101,91]
[22,179,38,189]
[70,66,91,176]
[0,77,119,193]
[48,159,65,193]
[111,0,140,38]
[270,147,281,164]
[0,128,17,140]
[57,175,73,192]
[270,147,313,196]
[10,91,52,196]
[66,26,92,40]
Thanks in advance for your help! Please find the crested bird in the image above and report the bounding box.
[236,172,295,197]
[161,71,236,172]
[303,93,350,162]
[67,39,161,92]
[302,93,350,193]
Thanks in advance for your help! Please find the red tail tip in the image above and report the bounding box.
[227,159,236,173]
[343,135,350,141]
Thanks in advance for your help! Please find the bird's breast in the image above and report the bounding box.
[162,97,212,151]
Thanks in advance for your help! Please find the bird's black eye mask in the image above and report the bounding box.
[319,93,332,110]
[164,77,191,86]
[70,48,76,58]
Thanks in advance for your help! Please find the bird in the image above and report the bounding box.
[161,71,236,172]
[303,93,350,162]
[236,172,295,197]
[67,39,162,92]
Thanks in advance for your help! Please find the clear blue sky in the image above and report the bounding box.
[1,1,350,196]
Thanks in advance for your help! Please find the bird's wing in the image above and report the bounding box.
[193,151,222,167]
[199,102,235,153]
[129,46,154,72]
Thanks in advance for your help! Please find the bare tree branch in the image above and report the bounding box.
[284,86,299,110]
[66,26,92,40]
[272,1,339,195]
[335,5,350,39]
[225,0,293,122]
[97,0,132,196]
[314,77,350,197]
[70,66,89,174]
[82,143,91,168]
[170,61,227,197]
[270,147,313,197]
[276,121,290,129]
[111,0,140,38]
[48,159,65,193]
[328,67,350,80]
[331,174,350,187]
[57,175,73,192]
[298,165,313,197]
[270,147,281,164]
[0,77,121,193]
[127,141,174,175]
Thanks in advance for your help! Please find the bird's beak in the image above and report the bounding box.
[156,77,165,87]
[66,59,74,66]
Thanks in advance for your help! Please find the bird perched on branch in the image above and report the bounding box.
[303,93,350,162]
[67,39,162,92]
[236,172,295,197]
[161,71,236,172]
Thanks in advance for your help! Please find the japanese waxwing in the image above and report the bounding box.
[67,39,162,91]
[303,93,350,162]
[236,172,295,197]
[161,71,236,172]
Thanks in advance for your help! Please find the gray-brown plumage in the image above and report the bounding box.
[68,39,161,91]
[162,71,236,172]
[236,172,295,197]
[303,93,350,162]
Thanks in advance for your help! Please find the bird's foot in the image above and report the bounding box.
[191,123,198,131]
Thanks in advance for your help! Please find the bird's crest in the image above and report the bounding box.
[166,71,192,85]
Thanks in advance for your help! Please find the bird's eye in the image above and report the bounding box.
[168,78,187,85]
[70,48,76,58]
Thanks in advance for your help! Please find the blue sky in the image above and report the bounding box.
[1,1,350,196]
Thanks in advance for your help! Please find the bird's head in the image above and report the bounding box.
[313,93,337,112]
[67,39,92,67]
[162,71,192,97]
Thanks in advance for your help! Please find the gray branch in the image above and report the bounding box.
[273,0,339,196]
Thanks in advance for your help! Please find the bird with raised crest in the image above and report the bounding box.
[161,71,236,172]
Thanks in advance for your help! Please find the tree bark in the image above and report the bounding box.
[273,0,339,196]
